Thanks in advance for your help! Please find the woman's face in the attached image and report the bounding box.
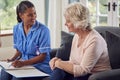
[65,16,76,32]
[20,7,37,26]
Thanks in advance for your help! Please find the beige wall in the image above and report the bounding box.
[0,35,13,48]
[0,35,15,60]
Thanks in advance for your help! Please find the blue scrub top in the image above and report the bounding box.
[13,20,52,74]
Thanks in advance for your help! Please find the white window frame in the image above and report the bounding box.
[82,0,119,27]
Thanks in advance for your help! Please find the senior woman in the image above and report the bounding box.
[49,2,111,80]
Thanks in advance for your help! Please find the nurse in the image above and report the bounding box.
[0,1,51,80]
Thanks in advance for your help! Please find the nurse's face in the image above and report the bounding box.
[20,7,37,26]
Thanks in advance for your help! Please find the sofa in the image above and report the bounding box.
[88,26,120,80]
[49,26,120,80]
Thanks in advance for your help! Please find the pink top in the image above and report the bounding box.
[70,30,111,77]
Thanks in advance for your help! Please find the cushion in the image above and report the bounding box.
[56,31,74,60]
[60,31,74,46]
[106,31,120,69]
[94,26,120,40]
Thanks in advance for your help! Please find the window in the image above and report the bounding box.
[0,0,21,34]
[88,0,120,27]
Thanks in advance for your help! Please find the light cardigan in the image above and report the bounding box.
[70,30,111,77]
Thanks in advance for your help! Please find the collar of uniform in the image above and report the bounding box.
[18,20,39,32]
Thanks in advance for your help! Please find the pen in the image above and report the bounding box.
[7,55,22,68]
[8,63,12,68]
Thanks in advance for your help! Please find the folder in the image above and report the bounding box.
[0,61,49,78]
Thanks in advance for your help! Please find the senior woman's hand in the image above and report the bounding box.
[54,58,62,68]
[49,57,59,70]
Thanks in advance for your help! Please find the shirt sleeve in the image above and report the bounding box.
[38,27,51,54]
[73,37,104,77]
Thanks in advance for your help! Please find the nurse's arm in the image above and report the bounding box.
[22,53,47,65]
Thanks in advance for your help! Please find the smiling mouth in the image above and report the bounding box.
[32,20,35,21]
[30,20,35,23]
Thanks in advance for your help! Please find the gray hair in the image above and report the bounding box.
[64,2,91,31]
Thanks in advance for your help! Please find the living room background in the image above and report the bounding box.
[0,0,119,48]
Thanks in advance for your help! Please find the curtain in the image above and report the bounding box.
[48,0,69,48]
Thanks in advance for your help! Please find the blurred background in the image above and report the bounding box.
[0,0,119,48]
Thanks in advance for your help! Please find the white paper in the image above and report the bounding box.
[0,61,34,70]
[6,69,49,78]
[0,61,49,78]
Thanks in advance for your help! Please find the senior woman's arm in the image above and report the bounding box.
[55,37,105,77]
[55,59,74,74]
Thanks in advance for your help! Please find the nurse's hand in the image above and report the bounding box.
[12,60,24,68]
[49,57,59,70]
[7,58,14,62]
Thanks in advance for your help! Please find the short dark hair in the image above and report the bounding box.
[16,1,35,22]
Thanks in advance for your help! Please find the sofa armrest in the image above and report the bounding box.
[88,69,120,80]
